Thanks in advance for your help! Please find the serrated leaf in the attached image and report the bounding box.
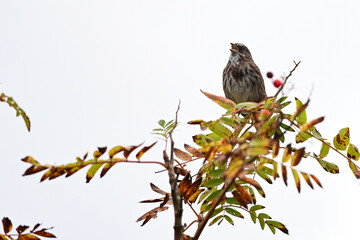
[174,148,192,161]
[225,208,243,218]
[292,169,301,193]
[347,144,360,161]
[86,163,104,183]
[204,178,224,188]
[333,127,350,151]
[201,90,235,110]
[224,215,234,225]
[320,142,330,158]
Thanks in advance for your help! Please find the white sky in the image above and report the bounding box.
[1,0,360,239]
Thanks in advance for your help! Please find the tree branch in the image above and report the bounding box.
[274,61,301,98]
[165,102,183,240]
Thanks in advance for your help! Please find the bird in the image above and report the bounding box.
[223,43,266,104]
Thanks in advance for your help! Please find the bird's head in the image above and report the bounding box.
[229,43,253,65]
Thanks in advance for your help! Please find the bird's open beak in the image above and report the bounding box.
[230,43,238,52]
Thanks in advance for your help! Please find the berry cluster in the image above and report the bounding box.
[266,72,282,88]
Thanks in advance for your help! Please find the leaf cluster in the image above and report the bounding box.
[1,217,56,240]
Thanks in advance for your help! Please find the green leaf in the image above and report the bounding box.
[209,169,225,178]
[276,96,288,103]
[204,178,224,188]
[295,98,307,125]
[333,127,350,151]
[209,215,223,226]
[206,189,222,202]
[208,121,232,138]
[250,205,265,211]
[347,144,360,161]
[320,142,330,158]
[314,154,339,174]
[220,117,236,128]
[296,132,312,143]
[86,163,104,183]
[210,207,223,218]
[158,119,165,127]
[292,169,301,193]
[266,220,289,234]
[225,208,244,218]
[198,188,216,203]
[225,197,240,205]
[280,123,295,132]
[224,215,234,225]
[250,211,257,223]
[192,134,213,147]
[257,170,272,184]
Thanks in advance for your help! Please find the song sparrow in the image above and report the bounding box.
[223,43,266,103]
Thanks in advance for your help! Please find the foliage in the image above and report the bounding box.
[19,64,360,240]
[1,217,56,240]
[0,93,31,132]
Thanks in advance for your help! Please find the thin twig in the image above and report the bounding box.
[274,61,301,98]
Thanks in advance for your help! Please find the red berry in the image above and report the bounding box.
[266,72,274,78]
[273,79,282,88]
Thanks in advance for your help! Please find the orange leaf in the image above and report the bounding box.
[136,142,157,160]
[234,182,253,204]
[178,173,192,196]
[174,148,192,161]
[282,165,288,186]
[184,178,202,201]
[310,174,322,188]
[300,172,313,189]
[184,144,203,157]
[200,90,235,110]
[291,147,305,166]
